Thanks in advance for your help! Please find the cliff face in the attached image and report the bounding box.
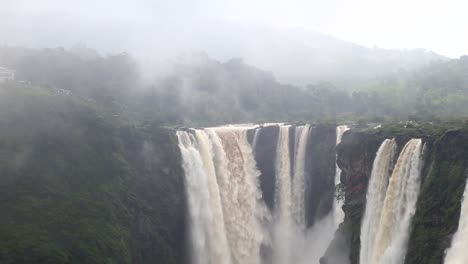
[252,124,337,227]
[336,130,386,264]
[305,124,337,226]
[336,126,468,264]
[405,130,468,264]
[254,125,280,211]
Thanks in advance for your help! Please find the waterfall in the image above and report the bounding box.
[252,128,261,152]
[214,127,265,264]
[177,127,264,264]
[334,125,349,226]
[177,124,336,264]
[365,138,423,264]
[273,124,318,264]
[360,139,397,264]
[176,131,231,264]
[192,130,231,263]
[292,125,310,228]
[444,180,468,264]
[273,125,293,264]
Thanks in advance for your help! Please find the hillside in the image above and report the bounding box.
[181,24,447,87]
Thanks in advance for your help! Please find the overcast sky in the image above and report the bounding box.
[2,0,467,58]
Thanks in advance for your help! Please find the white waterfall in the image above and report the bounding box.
[334,125,349,226]
[215,127,265,264]
[177,124,339,264]
[193,130,231,263]
[178,126,265,264]
[273,125,293,264]
[444,180,468,264]
[292,125,310,228]
[360,139,397,264]
[366,138,423,264]
[177,131,230,264]
[273,124,323,264]
[252,128,261,152]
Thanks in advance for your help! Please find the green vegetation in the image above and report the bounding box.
[1,46,468,127]
[405,130,468,264]
[0,83,186,263]
[1,45,468,264]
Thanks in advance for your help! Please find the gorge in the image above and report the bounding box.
[175,123,468,264]
[2,109,468,264]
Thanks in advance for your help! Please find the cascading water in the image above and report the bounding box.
[270,124,312,264]
[363,138,423,264]
[444,180,468,264]
[252,128,261,152]
[215,127,265,264]
[177,127,264,264]
[273,125,293,264]
[334,125,349,226]
[292,125,310,228]
[177,124,338,264]
[359,139,397,264]
[177,131,231,264]
[192,130,231,263]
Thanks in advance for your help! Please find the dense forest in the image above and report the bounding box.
[1,46,467,127]
[0,82,186,263]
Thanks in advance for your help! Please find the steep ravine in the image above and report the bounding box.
[3,110,468,264]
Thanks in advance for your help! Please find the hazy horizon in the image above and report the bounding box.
[2,0,467,58]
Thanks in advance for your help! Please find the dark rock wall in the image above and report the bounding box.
[305,124,337,227]
[253,126,279,211]
[336,130,385,264]
[252,124,337,227]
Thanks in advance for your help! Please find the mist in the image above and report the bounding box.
[2,2,468,264]
[2,0,465,87]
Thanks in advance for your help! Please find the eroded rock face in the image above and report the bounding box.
[305,124,337,227]
[251,124,337,225]
[254,125,280,211]
[336,131,384,264]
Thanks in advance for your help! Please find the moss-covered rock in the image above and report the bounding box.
[404,130,468,264]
